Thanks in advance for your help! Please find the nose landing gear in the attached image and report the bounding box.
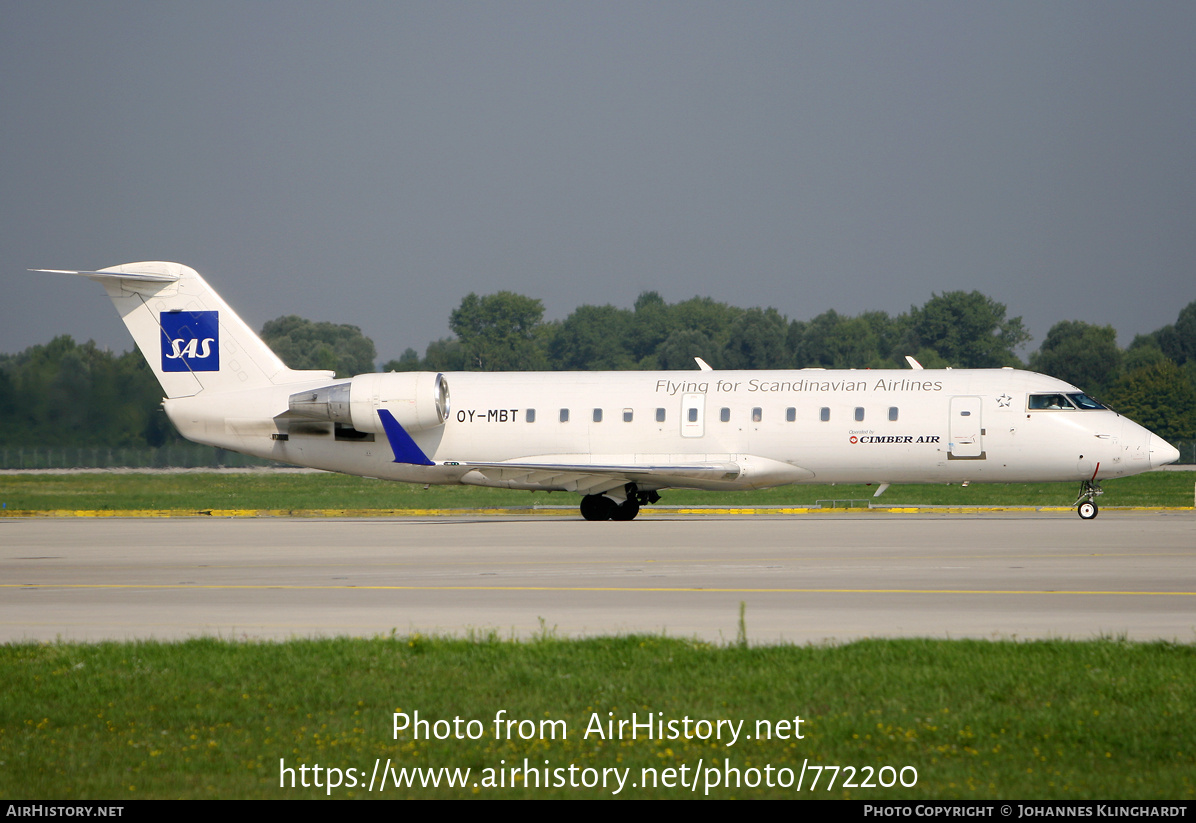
[1074,479,1103,520]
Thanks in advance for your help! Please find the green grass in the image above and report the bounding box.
[2,636,1193,799]
[0,470,1192,512]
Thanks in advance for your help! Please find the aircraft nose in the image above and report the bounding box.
[1149,434,1181,469]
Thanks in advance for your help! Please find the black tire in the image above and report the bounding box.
[1078,500,1098,520]
[611,499,640,521]
[580,494,615,521]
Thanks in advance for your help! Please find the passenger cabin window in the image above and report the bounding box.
[854,407,865,422]
[656,408,666,423]
[593,408,603,422]
[786,407,796,422]
[525,409,535,423]
[720,408,730,423]
[888,407,899,422]
[688,408,698,423]
[623,409,633,423]
[820,407,830,422]
[559,408,569,423]
[752,407,762,422]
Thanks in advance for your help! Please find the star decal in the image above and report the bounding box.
[996,394,1011,408]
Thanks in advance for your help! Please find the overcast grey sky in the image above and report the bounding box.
[3,1,1193,363]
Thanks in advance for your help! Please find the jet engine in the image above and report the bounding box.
[287,372,450,433]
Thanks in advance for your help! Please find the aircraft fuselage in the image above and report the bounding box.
[164,367,1169,492]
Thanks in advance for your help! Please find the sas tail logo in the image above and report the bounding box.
[160,311,220,372]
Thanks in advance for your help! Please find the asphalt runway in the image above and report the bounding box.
[2,513,1194,644]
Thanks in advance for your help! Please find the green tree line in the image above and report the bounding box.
[1,294,1193,448]
[389,290,1038,373]
[384,291,1196,442]
[0,318,377,451]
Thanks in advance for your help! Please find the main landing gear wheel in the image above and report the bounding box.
[1078,501,1098,520]
[580,488,650,521]
[611,499,640,521]
[580,494,617,521]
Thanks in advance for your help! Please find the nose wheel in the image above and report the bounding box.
[1074,479,1103,520]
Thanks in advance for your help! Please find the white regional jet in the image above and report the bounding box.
[40,262,1181,520]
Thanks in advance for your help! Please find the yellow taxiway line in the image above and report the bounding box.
[1,506,1191,518]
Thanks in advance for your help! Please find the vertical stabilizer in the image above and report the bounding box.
[37,262,329,398]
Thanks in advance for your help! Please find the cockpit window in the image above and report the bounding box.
[1028,393,1075,410]
[1027,393,1106,411]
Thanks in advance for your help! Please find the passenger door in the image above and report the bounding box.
[948,396,984,459]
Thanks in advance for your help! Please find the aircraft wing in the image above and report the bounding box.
[372,409,816,493]
[454,459,741,495]
[377,402,740,492]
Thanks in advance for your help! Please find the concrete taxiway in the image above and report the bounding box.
[2,513,1193,644]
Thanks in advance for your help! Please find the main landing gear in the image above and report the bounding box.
[580,484,660,521]
[1074,479,1103,520]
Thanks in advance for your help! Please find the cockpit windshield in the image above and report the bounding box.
[1027,393,1105,411]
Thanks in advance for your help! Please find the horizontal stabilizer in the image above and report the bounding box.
[30,268,180,283]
